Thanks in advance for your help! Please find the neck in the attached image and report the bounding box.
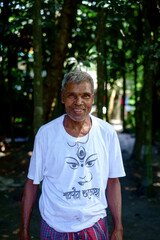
[63,115,92,138]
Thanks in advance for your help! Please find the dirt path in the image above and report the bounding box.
[0,134,160,240]
[118,133,160,240]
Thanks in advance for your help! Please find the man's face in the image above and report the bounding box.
[61,80,94,122]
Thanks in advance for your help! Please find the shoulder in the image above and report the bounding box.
[91,115,115,135]
[36,115,64,137]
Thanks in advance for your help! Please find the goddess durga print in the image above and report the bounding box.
[65,146,97,186]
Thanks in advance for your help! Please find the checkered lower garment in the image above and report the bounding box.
[40,217,109,240]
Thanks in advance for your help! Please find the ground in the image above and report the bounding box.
[0,132,160,240]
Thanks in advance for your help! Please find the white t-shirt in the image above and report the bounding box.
[28,114,125,232]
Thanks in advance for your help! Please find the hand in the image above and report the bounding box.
[19,228,30,240]
[110,228,123,240]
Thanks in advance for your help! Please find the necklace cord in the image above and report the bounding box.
[67,132,89,147]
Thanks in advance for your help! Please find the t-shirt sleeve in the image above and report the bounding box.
[108,130,126,178]
[27,131,44,184]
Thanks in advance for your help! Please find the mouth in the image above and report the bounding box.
[78,181,87,186]
[78,173,93,186]
[73,109,84,114]
[74,108,84,111]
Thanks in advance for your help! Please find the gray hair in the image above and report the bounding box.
[62,70,94,93]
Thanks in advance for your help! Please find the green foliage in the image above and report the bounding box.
[1,0,160,142]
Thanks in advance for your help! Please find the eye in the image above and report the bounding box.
[85,154,97,168]
[66,157,79,169]
[67,93,75,99]
[83,93,91,99]
[86,160,96,167]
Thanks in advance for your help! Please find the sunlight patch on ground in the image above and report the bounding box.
[0,152,6,157]
[125,187,137,191]
[20,159,27,165]
[0,151,11,158]
[28,151,32,156]
[12,228,20,235]
[153,182,160,187]
[133,173,142,179]
[0,176,22,191]
[156,171,160,178]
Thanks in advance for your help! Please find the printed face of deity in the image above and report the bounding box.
[65,146,97,186]
[61,80,94,122]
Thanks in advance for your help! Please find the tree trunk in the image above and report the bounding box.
[122,67,126,131]
[0,0,12,137]
[142,54,153,195]
[96,8,107,119]
[7,45,15,143]
[141,0,154,195]
[104,46,108,122]
[132,87,145,159]
[131,4,144,159]
[43,0,81,122]
[131,1,154,195]
[33,0,43,135]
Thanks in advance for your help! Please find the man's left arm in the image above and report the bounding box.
[106,178,123,240]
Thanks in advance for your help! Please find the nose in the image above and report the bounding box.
[75,96,82,105]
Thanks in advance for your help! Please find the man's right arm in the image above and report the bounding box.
[19,178,39,240]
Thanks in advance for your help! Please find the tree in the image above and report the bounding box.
[33,0,43,135]
[96,7,107,119]
[131,3,144,158]
[141,0,160,195]
[43,0,81,121]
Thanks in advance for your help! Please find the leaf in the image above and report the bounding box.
[12,229,20,235]
[82,61,90,67]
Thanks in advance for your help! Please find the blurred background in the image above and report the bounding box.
[0,0,160,239]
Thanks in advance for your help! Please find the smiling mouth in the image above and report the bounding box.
[78,173,93,186]
[73,110,84,116]
[78,181,88,186]
[74,109,84,112]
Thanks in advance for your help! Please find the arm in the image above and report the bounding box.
[19,178,39,240]
[106,178,123,240]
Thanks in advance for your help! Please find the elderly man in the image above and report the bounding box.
[20,70,125,240]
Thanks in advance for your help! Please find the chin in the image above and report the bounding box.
[67,114,87,122]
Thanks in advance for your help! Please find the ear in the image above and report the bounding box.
[61,91,65,104]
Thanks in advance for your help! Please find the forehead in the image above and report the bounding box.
[65,80,93,93]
